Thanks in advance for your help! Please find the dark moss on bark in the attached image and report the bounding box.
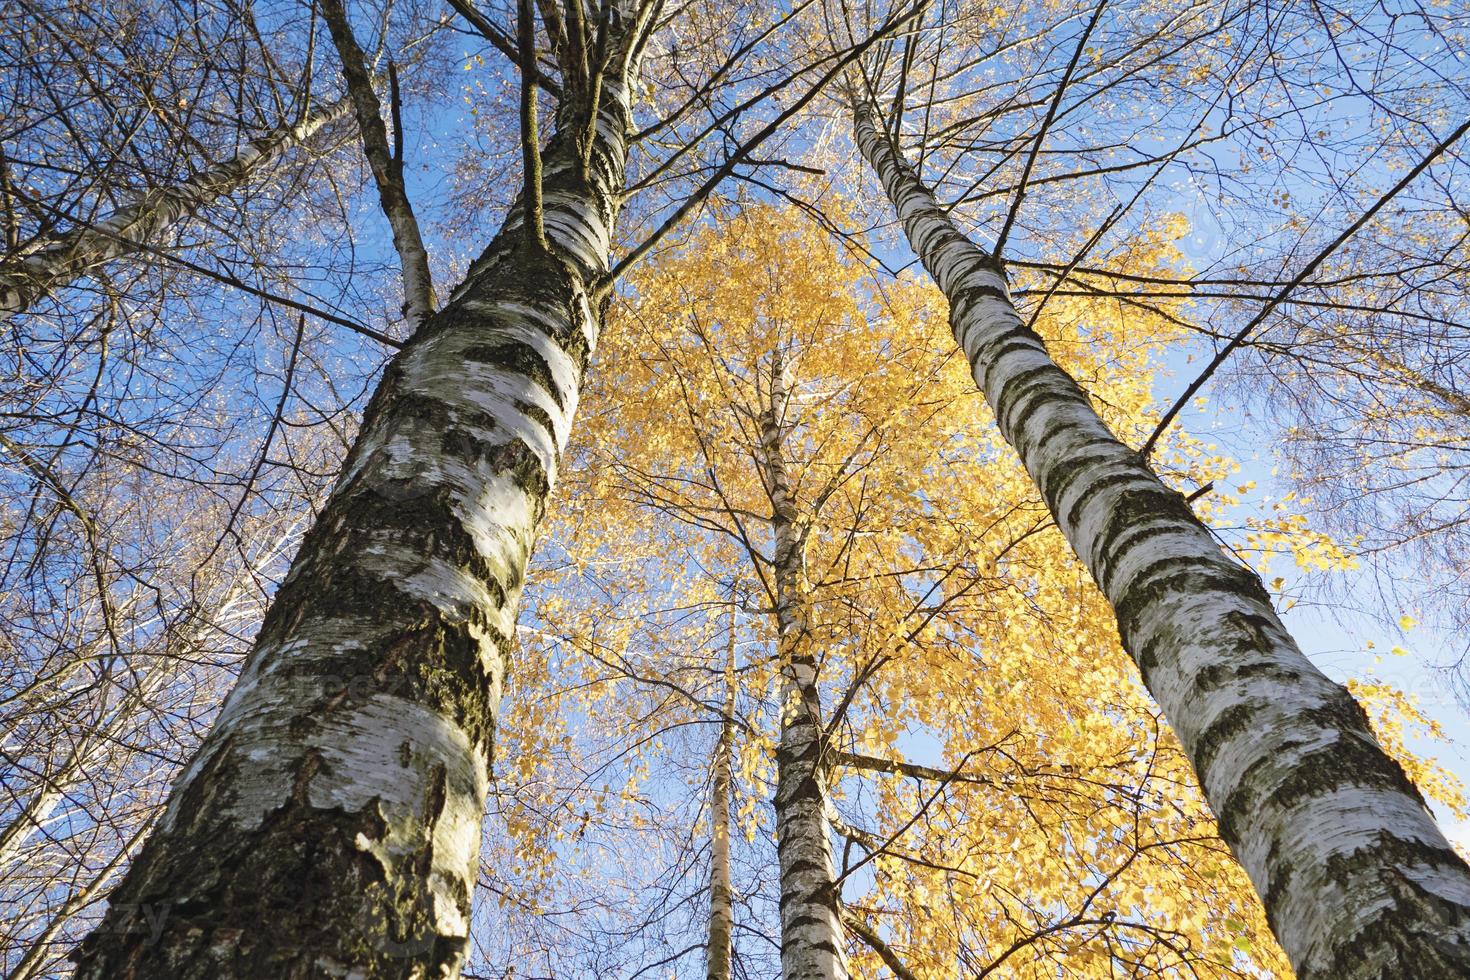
[491,437,551,501]
[1215,698,1428,848]
[1115,558,1273,681]
[779,855,833,881]
[1190,655,1303,693]
[948,281,1009,319]
[960,320,1045,367]
[512,399,557,440]
[1036,447,1117,518]
[258,486,515,642]
[1192,702,1262,778]
[1255,832,1470,978]
[1316,835,1470,978]
[994,365,1084,438]
[1062,470,1148,547]
[1092,483,1196,567]
[462,341,566,409]
[75,767,472,980]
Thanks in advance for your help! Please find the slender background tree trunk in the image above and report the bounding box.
[8,818,156,980]
[0,578,259,872]
[706,618,737,980]
[762,352,850,980]
[852,93,1470,979]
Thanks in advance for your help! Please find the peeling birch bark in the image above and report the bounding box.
[852,94,1470,978]
[70,25,647,979]
[0,96,352,322]
[762,352,850,980]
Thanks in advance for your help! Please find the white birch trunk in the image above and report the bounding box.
[70,25,646,978]
[706,623,737,980]
[762,352,850,980]
[852,95,1470,978]
[0,97,352,322]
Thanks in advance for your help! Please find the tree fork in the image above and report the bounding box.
[851,92,1470,979]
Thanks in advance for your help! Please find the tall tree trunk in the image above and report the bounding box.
[0,96,352,322]
[761,351,850,980]
[852,95,1470,978]
[70,35,646,980]
[706,618,737,980]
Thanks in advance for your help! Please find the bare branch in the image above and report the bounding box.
[320,0,435,325]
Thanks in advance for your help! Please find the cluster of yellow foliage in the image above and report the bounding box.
[478,204,1460,977]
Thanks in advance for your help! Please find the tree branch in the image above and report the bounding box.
[833,749,996,786]
[320,0,435,325]
[992,0,1107,259]
[517,0,547,250]
[443,0,563,97]
[605,2,923,291]
[842,911,919,980]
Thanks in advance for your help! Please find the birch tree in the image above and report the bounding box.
[0,0,360,321]
[68,3,663,973]
[706,620,737,980]
[839,0,1470,972]
[0,95,353,322]
[5,0,1469,975]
